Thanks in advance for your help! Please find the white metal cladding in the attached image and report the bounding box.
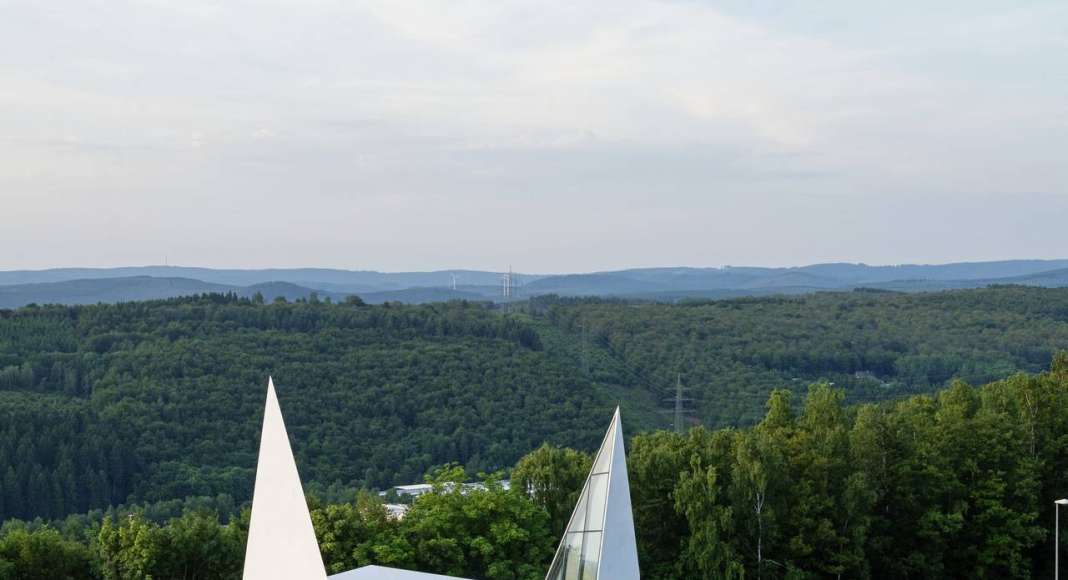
[243,378,327,580]
[545,407,640,580]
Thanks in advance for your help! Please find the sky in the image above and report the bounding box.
[1,0,1066,273]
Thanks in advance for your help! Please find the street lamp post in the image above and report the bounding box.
[1056,499,1068,579]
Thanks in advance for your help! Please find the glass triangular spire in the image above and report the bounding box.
[546,407,639,580]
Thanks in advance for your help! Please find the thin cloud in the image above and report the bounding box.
[0,0,1065,271]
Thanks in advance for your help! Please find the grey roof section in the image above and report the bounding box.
[545,407,640,580]
[329,565,469,580]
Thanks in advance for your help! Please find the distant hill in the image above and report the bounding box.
[0,267,542,292]
[523,272,670,296]
[523,261,1068,299]
[238,282,350,303]
[0,277,346,309]
[795,259,1068,283]
[4,260,1068,305]
[0,277,230,308]
[991,267,1068,288]
[855,267,1068,293]
[358,286,495,304]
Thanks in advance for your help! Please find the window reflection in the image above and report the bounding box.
[581,531,602,579]
[586,474,608,531]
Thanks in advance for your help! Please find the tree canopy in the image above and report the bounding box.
[5,363,1068,578]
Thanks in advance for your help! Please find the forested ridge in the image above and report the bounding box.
[0,295,615,523]
[5,361,1068,579]
[539,286,1068,425]
[4,287,1068,528]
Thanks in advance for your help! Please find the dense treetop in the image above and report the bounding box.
[5,361,1068,578]
[0,295,613,522]
[539,286,1068,424]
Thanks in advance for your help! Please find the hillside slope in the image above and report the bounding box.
[537,286,1068,425]
[0,297,619,522]
[5,287,1068,523]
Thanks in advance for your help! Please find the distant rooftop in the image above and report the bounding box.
[380,480,511,498]
[329,565,470,580]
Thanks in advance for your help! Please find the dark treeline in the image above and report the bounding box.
[5,361,1068,578]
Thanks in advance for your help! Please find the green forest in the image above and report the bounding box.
[4,360,1068,578]
[0,295,616,522]
[4,287,1068,577]
[537,287,1068,425]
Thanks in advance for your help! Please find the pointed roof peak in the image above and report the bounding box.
[604,407,623,446]
[546,407,639,580]
[244,377,326,580]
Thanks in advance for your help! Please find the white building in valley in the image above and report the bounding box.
[380,480,512,499]
[329,566,467,579]
[241,379,640,580]
[383,503,409,520]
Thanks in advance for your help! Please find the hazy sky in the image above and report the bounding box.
[2,0,1066,272]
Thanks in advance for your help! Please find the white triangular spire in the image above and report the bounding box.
[546,407,640,580]
[244,377,326,580]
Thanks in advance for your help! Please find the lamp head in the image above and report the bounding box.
[1056,499,1068,505]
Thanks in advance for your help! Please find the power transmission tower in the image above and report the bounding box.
[674,374,685,434]
[663,373,697,433]
[501,267,514,299]
[581,322,589,375]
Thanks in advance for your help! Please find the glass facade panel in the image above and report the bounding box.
[548,552,564,580]
[547,535,569,580]
[592,432,614,473]
[548,531,603,580]
[563,533,583,579]
[567,483,589,532]
[581,531,602,580]
[586,473,608,531]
